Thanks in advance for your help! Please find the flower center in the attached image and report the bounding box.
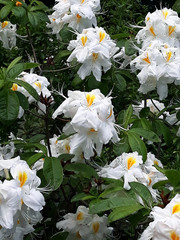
[93,222,100,233]
[154,160,159,165]
[127,157,136,170]
[18,171,28,188]
[170,231,179,240]
[1,21,8,28]
[76,211,84,221]
[86,93,96,106]
[76,14,82,21]
[92,53,99,61]
[12,83,18,91]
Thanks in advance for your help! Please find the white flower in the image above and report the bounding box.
[0,21,16,49]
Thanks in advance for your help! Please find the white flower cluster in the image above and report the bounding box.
[47,0,100,35]
[130,8,180,100]
[67,27,119,81]
[52,89,119,160]
[12,72,52,117]
[139,194,180,240]
[0,144,45,240]
[56,205,113,240]
[98,152,167,201]
[0,21,16,49]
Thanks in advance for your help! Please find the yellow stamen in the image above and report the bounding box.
[107,108,112,119]
[18,171,27,188]
[52,18,56,22]
[16,1,22,6]
[55,140,58,144]
[143,53,151,64]
[162,10,168,19]
[76,211,84,221]
[149,26,156,36]
[146,17,150,21]
[172,203,180,214]
[65,144,70,153]
[170,231,179,240]
[99,31,106,42]
[89,128,96,132]
[92,53,98,61]
[169,26,176,36]
[1,21,8,28]
[76,14,82,21]
[34,82,42,89]
[127,157,136,170]
[17,219,20,224]
[81,36,87,47]
[86,93,96,106]
[166,51,172,62]
[154,160,159,165]
[12,83,18,91]
[93,222,100,233]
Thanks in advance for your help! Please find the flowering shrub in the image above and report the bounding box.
[0,0,180,239]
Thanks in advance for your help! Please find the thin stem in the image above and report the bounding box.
[45,105,52,157]
[42,64,79,73]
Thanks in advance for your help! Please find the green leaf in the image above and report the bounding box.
[7,62,39,79]
[29,1,48,11]
[25,143,47,155]
[0,0,12,4]
[27,152,45,166]
[98,183,123,199]
[173,0,180,13]
[65,163,98,179]
[127,131,147,161]
[113,136,130,156]
[114,73,126,91]
[165,169,180,187]
[111,33,129,40]
[108,203,143,222]
[0,89,19,121]
[28,11,39,26]
[152,180,169,189]
[58,153,74,162]
[6,57,22,74]
[152,120,172,146]
[51,232,68,240]
[123,105,133,129]
[58,133,75,140]
[125,40,136,56]
[139,107,150,118]
[12,6,26,18]
[15,91,29,110]
[34,11,50,23]
[9,79,39,101]
[130,182,152,207]
[71,193,96,202]
[0,3,13,19]
[129,128,160,142]
[54,50,71,62]
[43,157,63,190]
[72,74,83,87]
[89,196,141,214]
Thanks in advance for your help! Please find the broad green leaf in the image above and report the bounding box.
[28,11,39,26]
[15,91,29,110]
[173,0,180,13]
[58,133,75,140]
[12,6,26,18]
[115,73,126,91]
[54,50,71,62]
[89,196,140,214]
[58,153,74,162]
[165,169,180,187]
[125,40,137,56]
[0,79,4,89]
[152,120,172,146]
[113,136,130,156]
[27,152,45,166]
[130,182,152,207]
[65,163,98,179]
[140,118,152,130]
[123,105,133,129]
[9,79,39,101]
[29,1,48,11]
[34,11,50,23]
[108,204,143,222]
[129,128,160,142]
[43,157,63,190]
[51,232,68,240]
[111,33,129,40]
[127,131,147,161]
[72,74,83,87]
[7,62,39,78]
[0,0,12,4]
[152,180,169,189]
[0,3,13,19]
[24,143,47,155]
[71,193,96,202]
[0,89,19,121]
[139,107,150,118]
[98,183,123,199]
[6,57,22,74]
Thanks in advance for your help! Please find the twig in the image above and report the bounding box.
[42,64,79,73]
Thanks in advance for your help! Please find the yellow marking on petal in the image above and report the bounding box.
[86,93,96,106]
[143,53,151,64]
[76,211,84,221]
[89,128,96,132]
[81,0,85,3]
[12,83,18,91]
[42,158,45,161]
[1,21,8,28]
[52,18,56,22]
[76,14,82,21]
[107,108,112,119]
[55,140,58,144]
[92,53,98,61]
[146,17,150,21]
[166,51,172,62]
[21,199,24,205]
[34,82,42,89]
[170,231,179,240]
[93,222,100,233]
[18,171,27,188]
[149,26,156,36]
[76,232,81,239]
[99,31,106,42]
[169,26,176,36]
[164,44,169,49]
[162,10,169,19]
[65,144,70,153]
[127,157,136,170]
[154,160,159,165]
[172,203,180,214]
[81,36,87,46]
[16,1,22,6]
[148,176,152,186]
[17,219,20,224]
